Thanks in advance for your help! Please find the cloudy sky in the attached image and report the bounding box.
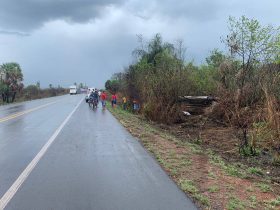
[0,0,279,88]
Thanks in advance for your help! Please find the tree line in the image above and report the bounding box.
[105,16,280,159]
[0,62,68,103]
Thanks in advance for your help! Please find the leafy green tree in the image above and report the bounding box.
[105,80,111,91]
[276,35,280,64]
[110,80,121,93]
[225,16,279,95]
[226,16,279,61]
[105,79,121,93]
[221,16,280,154]
[206,49,226,69]
[133,33,175,66]
[122,34,197,122]
[0,62,24,103]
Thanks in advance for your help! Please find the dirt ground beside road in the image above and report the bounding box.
[109,106,280,210]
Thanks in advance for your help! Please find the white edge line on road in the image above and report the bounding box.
[0,97,84,210]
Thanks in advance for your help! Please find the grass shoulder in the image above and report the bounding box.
[108,105,279,210]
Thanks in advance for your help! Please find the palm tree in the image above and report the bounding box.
[0,63,24,103]
[133,33,175,65]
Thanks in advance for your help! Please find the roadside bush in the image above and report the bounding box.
[24,85,39,99]
[16,85,67,101]
[210,16,280,156]
[106,34,215,123]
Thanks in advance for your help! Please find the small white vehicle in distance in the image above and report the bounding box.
[69,85,78,95]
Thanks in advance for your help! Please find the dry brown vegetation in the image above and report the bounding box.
[106,16,280,162]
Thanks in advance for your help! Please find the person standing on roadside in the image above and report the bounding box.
[133,99,140,113]
[122,96,127,110]
[100,91,107,109]
[111,93,117,108]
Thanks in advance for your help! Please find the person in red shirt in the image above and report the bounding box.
[100,91,107,109]
[111,93,117,108]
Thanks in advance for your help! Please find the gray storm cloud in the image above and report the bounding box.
[129,0,222,21]
[0,0,124,31]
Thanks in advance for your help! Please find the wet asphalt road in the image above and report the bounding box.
[0,95,197,210]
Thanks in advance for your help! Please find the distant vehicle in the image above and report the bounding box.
[79,88,88,93]
[69,85,78,95]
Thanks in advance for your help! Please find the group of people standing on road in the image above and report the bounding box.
[111,93,140,112]
[89,89,140,112]
[89,90,107,109]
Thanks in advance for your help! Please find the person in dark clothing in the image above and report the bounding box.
[93,90,99,103]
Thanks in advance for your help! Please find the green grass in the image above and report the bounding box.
[159,132,178,142]
[154,151,175,170]
[226,165,244,177]
[109,103,271,209]
[208,185,219,193]
[189,144,203,154]
[170,168,178,176]
[193,193,210,206]
[154,152,165,164]
[247,167,263,176]
[227,197,246,210]
[179,179,199,194]
[179,179,210,206]
[256,183,272,193]
[208,171,217,179]
[249,195,257,209]
[179,159,192,167]
[193,137,203,145]
[209,153,246,178]
[265,197,280,209]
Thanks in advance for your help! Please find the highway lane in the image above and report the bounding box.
[0,95,197,210]
[0,95,67,119]
[0,95,84,198]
